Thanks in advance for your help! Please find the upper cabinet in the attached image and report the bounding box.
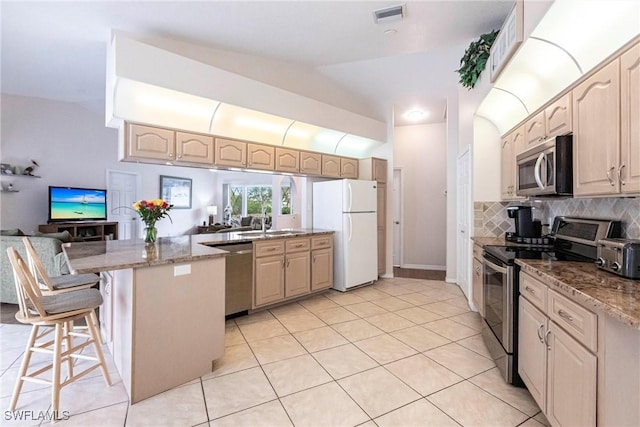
[175,132,214,164]
[247,143,274,171]
[523,93,573,152]
[620,42,640,194]
[275,148,300,173]
[126,124,214,166]
[340,158,359,179]
[214,138,247,168]
[501,126,525,201]
[573,60,621,196]
[321,155,341,178]
[300,151,322,175]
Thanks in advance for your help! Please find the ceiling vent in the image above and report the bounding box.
[372,4,405,24]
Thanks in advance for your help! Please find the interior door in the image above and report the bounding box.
[106,169,140,239]
[392,168,402,267]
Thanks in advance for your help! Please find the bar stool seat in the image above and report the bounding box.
[6,247,111,421]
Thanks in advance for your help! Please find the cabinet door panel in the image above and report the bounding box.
[573,60,621,196]
[547,321,597,427]
[214,138,247,168]
[127,124,174,160]
[545,93,572,138]
[300,152,322,175]
[524,111,546,149]
[176,132,214,164]
[372,158,387,183]
[254,256,284,307]
[322,155,341,177]
[275,148,300,173]
[621,42,640,193]
[518,296,547,412]
[311,248,333,291]
[247,144,275,171]
[340,158,359,179]
[285,252,310,298]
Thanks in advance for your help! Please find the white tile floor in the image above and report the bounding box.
[0,277,550,427]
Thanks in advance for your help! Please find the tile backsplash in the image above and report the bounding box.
[474,197,639,239]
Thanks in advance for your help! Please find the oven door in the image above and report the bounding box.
[482,254,513,353]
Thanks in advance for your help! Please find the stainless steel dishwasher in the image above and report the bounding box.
[210,242,253,317]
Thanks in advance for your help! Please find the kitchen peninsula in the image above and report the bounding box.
[63,235,228,403]
[62,229,334,403]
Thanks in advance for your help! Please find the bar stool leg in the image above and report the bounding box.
[52,323,63,420]
[63,321,74,379]
[86,311,111,386]
[10,325,39,411]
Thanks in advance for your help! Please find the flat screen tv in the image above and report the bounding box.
[48,186,107,222]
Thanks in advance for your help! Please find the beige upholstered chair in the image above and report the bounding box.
[23,236,99,293]
[6,247,111,420]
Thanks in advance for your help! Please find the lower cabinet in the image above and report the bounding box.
[519,273,597,427]
[254,234,333,308]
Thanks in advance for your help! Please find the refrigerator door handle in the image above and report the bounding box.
[347,214,353,242]
[347,181,353,212]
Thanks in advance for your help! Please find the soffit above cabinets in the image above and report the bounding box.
[478,0,640,135]
[107,34,385,159]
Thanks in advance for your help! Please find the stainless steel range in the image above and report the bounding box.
[481,217,621,385]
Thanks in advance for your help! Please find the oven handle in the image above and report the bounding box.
[534,153,546,190]
[483,257,508,274]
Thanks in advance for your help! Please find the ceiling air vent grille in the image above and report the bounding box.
[372,4,405,24]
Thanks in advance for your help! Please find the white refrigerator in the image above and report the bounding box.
[313,179,377,291]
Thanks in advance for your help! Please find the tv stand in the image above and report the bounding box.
[39,221,118,241]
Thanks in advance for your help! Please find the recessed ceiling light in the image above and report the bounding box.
[384,29,398,36]
[404,109,428,121]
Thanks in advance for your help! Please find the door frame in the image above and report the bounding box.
[392,167,404,269]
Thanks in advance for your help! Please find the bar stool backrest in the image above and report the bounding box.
[22,236,55,292]
[7,247,46,320]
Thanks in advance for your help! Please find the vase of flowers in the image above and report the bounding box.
[133,199,174,245]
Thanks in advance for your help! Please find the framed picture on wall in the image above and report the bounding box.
[159,175,192,209]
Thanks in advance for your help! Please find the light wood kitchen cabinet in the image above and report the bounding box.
[321,154,341,178]
[311,248,332,291]
[501,127,524,200]
[126,124,215,166]
[519,295,548,411]
[573,60,621,196]
[376,183,387,275]
[214,138,247,168]
[523,94,572,150]
[300,151,322,175]
[519,272,597,427]
[254,255,285,307]
[620,41,640,193]
[285,251,310,298]
[547,320,597,427]
[175,132,215,164]
[247,143,275,171]
[127,123,175,161]
[372,158,387,183]
[471,256,483,316]
[253,234,333,308]
[340,157,359,179]
[275,147,300,173]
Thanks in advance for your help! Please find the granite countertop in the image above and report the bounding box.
[63,228,334,274]
[516,259,640,330]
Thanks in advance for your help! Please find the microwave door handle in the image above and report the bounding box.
[534,153,546,190]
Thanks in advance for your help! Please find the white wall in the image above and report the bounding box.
[393,123,447,270]
[0,95,218,237]
[472,116,502,201]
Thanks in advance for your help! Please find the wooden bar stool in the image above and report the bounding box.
[6,247,111,421]
[23,236,99,293]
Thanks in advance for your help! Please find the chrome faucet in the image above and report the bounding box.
[261,206,267,232]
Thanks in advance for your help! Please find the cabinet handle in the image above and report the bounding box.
[266,248,276,252]
[177,154,182,159]
[294,244,304,248]
[168,153,173,158]
[558,309,574,322]
[618,164,626,185]
[537,323,545,343]
[475,266,481,273]
[525,285,536,295]
[313,255,316,263]
[545,330,552,350]
[286,259,290,268]
[607,166,616,186]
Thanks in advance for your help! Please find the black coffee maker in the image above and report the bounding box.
[506,206,542,242]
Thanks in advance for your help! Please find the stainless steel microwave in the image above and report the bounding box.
[516,135,573,197]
